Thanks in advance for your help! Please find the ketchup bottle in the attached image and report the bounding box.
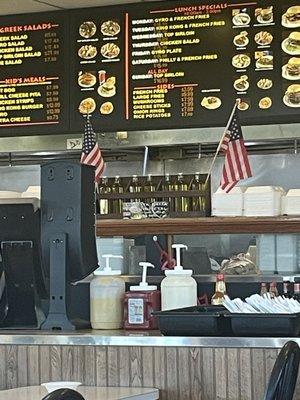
[124,262,160,330]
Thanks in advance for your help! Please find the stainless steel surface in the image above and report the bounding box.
[0,331,296,348]
[120,274,283,283]
[1,123,300,153]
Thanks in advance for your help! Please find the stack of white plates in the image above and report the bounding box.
[21,185,41,199]
[0,191,21,198]
[244,186,284,216]
[212,186,245,216]
[282,189,300,216]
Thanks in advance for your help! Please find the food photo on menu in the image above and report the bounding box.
[233,31,249,47]
[282,57,300,79]
[283,84,300,107]
[257,78,273,90]
[200,96,222,110]
[255,51,273,70]
[258,96,272,109]
[282,31,300,55]
[233,75,249,92]
[254,31,273,46]
[282,6,300,28]
[232,8,251,27]
[237,99,250,111]
[255,6,274,24]
[77,19,120,117]
[232,53,251,69]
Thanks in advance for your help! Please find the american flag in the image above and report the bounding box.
[220,110,252,193]
[80,116,105,183]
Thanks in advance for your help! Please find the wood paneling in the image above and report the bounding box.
[0,344,299,400]
[96,216,300,237]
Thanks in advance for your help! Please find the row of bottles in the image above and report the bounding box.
[90,243,198,330]
[98,173,209,216]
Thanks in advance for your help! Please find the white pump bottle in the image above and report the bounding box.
[90,254,125,329]
[161,244,197,310]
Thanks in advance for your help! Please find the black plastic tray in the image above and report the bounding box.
[224,313,300,337]
[153,306,231,336]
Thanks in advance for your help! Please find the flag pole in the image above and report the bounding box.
[204,99,240,187]
[142,145,149,176]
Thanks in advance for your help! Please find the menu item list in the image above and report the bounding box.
[69,0,300,133]
[0,13,69,135]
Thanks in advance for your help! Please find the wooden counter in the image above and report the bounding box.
[0,332,299,399]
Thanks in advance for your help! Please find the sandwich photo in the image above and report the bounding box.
[282,57,300,79]
[282,6,300,28]
[255,7,273,24]
[256,54,273,69]
[283,84,300,107]
[282,32,300,55]
[98,76,116,97]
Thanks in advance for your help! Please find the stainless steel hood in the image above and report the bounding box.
[0,122,299,154]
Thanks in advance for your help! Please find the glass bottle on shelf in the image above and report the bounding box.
[191,172,204,213]
[111,176,123,214]
[162,174,174,212]
[211,274,227,305]
[129,175,141,202]
[293,283,300,301]
[144,174,156,204]
[283,280,292,298]
[174,173,189,213]
[260,282,268,296]
[269,281,279,298]
[99,176,110,215]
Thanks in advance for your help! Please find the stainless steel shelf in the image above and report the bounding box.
[121,274,283,284]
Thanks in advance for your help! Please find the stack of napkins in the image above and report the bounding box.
[282,189,300,216]
[212,186,245,216]
[21,186,40,199]
[244,186,285,216]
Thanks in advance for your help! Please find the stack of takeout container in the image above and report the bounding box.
[212,187,245,216]
[282,189,300,215]
[243,186,285,216]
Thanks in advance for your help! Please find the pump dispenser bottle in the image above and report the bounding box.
[161,244,197,310]
[124,262,161,330]
[90,254,125,329]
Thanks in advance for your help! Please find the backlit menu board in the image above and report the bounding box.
[70,0,300,133]
[0,12,69,136]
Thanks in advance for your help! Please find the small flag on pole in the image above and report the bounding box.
[80,116,105,183]
[220,110,252,193]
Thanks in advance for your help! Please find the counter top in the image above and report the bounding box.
[0,330,298,348]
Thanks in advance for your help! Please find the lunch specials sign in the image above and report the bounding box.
[0,12,69,135]
[0,0,299,135]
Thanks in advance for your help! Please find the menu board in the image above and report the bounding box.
[0,12,69,136]
[70,0,300,133]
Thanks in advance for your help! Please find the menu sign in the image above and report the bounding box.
[0,13,69,136]
[70,0,300,133]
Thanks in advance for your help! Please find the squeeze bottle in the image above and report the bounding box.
[161,244,197,310]
[90,254,125,329]
[124,262,161,330]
